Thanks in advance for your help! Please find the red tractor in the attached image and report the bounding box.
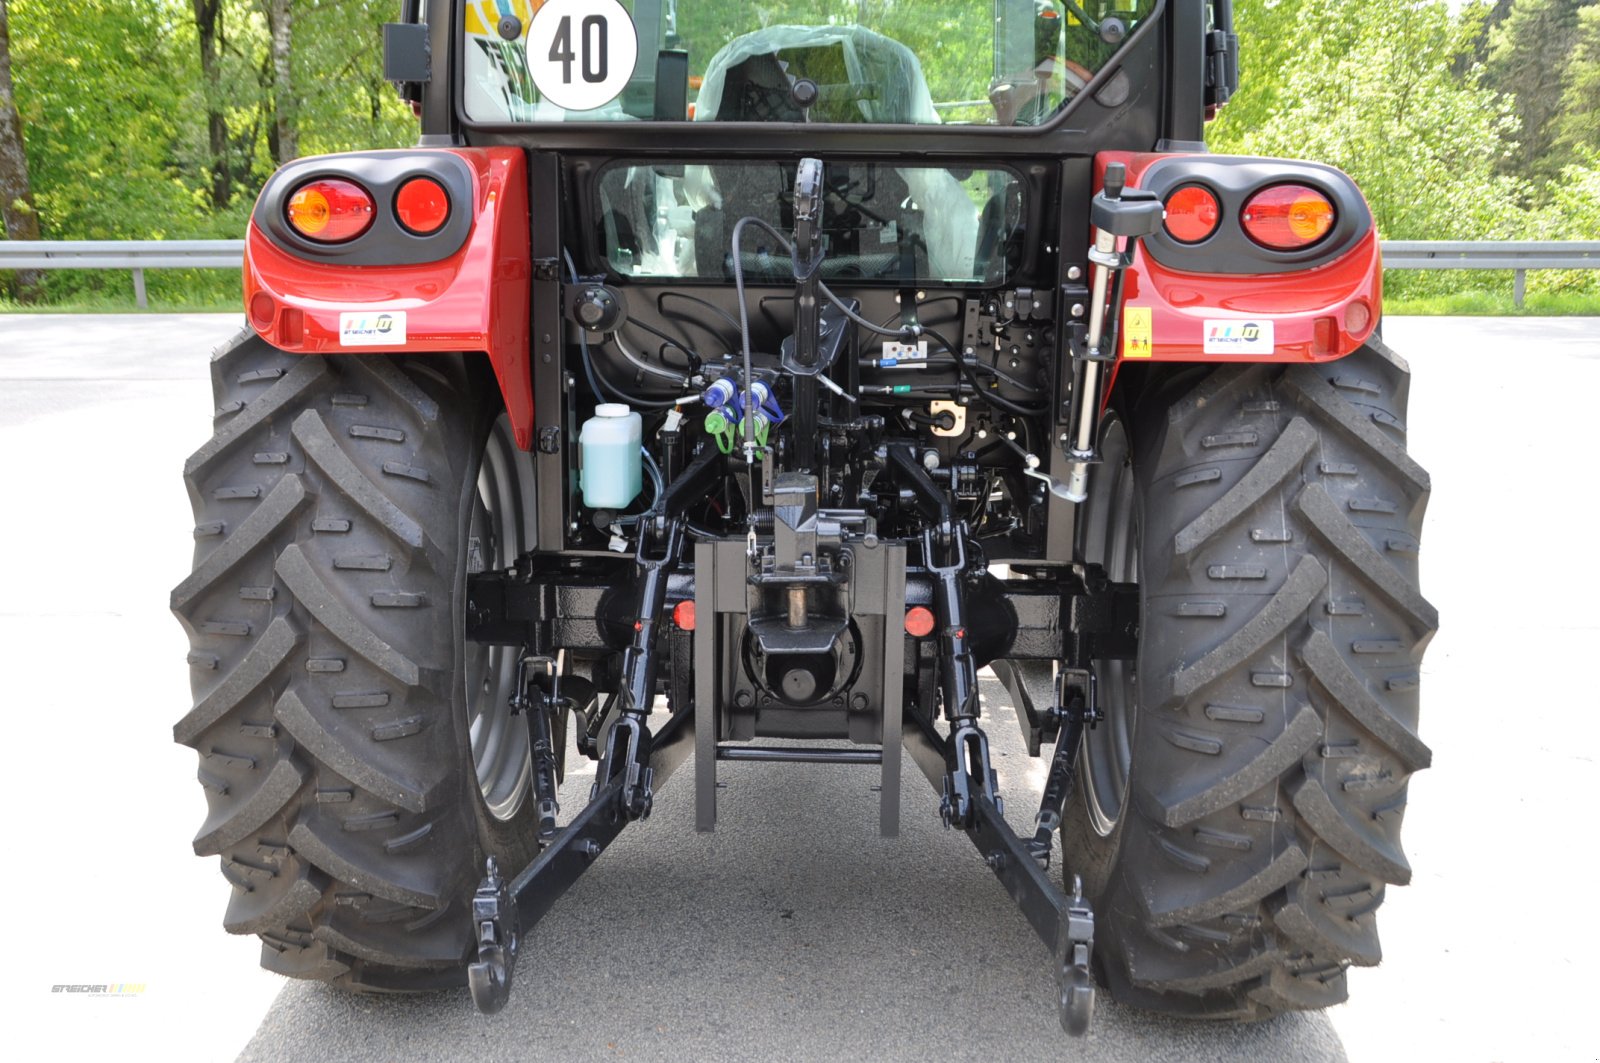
[174,0,1432,1033]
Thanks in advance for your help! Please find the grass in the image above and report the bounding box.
[0,293,241,314]
[1384,289,1600,316]
[0,269,243,314]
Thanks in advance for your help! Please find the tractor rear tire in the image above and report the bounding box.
[1063,336,1435,1019]
[171,331,540,989]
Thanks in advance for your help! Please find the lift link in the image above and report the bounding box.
[509,655,562,843]
[1027,669,1102,869]
[923,521,1001,828]
[596,514,688,821]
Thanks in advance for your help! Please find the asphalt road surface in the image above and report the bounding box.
[3,314,1598,1062]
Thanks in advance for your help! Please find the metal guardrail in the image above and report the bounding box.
[1381,240,1600,308]
[0,240,244,309]
[1,238,1596,310]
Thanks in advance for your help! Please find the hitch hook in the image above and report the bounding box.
[467,857,519,1014]
[1056,874,1097,1037]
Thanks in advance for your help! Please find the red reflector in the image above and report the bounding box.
[279,307,304,346]
[1163,185,1220,244]
[394,177,451,236]
[673,600,696,631]
[1313,315,1337,355]
[904,606,935,638]
[1240,184,1335,251]
[249,292,275,330]
[1345,298,1372,336]
[286,178,374,243]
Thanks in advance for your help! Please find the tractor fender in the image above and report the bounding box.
[242,147,536,448]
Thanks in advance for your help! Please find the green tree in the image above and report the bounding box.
[9,0,205,239]
[1484,0,1590,187]
[0,0,42,300]
[287,0,418,158]
[1212,0,1524,243]
[1552,3,1600,162]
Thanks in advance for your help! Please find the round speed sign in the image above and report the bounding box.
[525,0,639,112]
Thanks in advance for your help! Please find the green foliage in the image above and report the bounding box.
[1,0,1595,310]
[1214,0,1597,302]
[1553,3,1600,161]
[1484,0,1588,187]
[10,0,203,240]
[4,0,415,302]
[288,0,420,158]
[1213,0,1524,240]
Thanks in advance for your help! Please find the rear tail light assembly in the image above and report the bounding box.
[1163,184,1220,244]
[259,153,473,264]
[1157,181,1338,252]
[394,177,452,235]
[1240,183,1337,250]
[286,179,375,242]
[285,176,456,243]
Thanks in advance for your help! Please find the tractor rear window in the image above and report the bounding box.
[595,160,1022,284]
[461,0,1157,127]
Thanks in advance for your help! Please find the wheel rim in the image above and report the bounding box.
[465,416,533,822]
[1079,417,1138,837]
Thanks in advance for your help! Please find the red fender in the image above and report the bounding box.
[243,148,536,449]
[1098,151,1381,367]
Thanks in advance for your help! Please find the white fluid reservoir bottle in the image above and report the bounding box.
[579,403,642,508]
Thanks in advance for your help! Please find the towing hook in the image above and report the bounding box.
[467,857,518,1015]
[1057,874,1097,1037]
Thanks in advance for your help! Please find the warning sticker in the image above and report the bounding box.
[339,311,407,347]
[526,0,639,112]
[1122,306,1153,359]
[1202,319,1274,355]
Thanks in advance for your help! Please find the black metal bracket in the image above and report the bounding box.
[970,792,1097,1037]
[469,706,695,1016]
[902,703,1097,1037]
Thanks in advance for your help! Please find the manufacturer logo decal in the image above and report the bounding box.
[1202,319,1274,355]
[339,311,407,347]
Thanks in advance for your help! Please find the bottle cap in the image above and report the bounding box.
[595,403,631,418]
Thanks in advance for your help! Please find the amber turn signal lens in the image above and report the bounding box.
[1240,184,1336,250]
[286,178,374,242]
[1163,184,1220,244]
[395,177,451,235]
